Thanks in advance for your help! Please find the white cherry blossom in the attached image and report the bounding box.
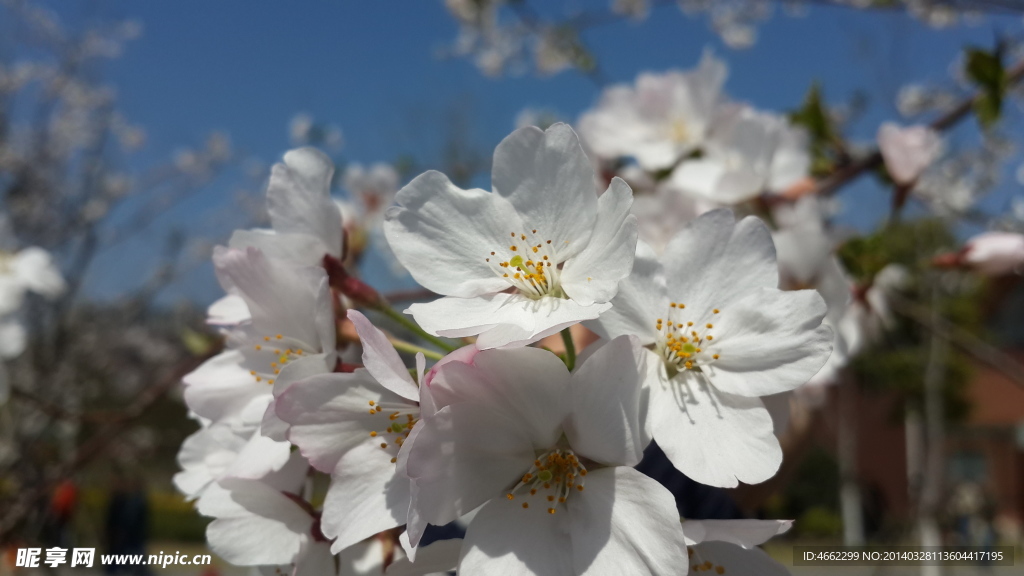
[0,246,66,316]
[384,123,637,349]
[591,210,832,487]
[274,310,426,555]
[577,52,726,170]
[878,122,944,186]
[230,147,344,267]
[962,231,1024,276]
[183,247,336,433]
[671,105,810,204]
[400,336,689,575]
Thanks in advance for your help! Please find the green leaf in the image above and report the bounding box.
[965,46,1006,128]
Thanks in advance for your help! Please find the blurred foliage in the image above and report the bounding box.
[77,488,209,545]
[837,219,957,283]
[843,218,982,423]
[790,83,839,178]
[965,45,1007,129]
[773,447,841,537]
[797,507,844,538]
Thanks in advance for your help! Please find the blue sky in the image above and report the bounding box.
[59,1,1021,303]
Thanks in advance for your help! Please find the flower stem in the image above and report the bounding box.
[389,338,445,361]
[377,302,458,354]
[560,328,576,371]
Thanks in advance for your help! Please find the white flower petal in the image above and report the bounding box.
[275,372,416,473]
[491,124,597,261]
[213,247,334,352]
[384,171,517,298]
[427,346,569,448]
[268,147,344,261]
[321,441,411,555]
[708,287,832,397]
[567,467,688,575]
[11,247,65,298]
[0,318,26,359]
[459,496,574,576]
[183,350,270,424]
[404,403,536,529]
[199,478,314,566]
[207,293,251,326]
[663,210,778,313]
[587,240,665,345]
[566,335,646,467]
[650,370,782,488]
[408,293,608,350]
[683,519,792,548]
[560,177,638,306]
[348,310,419,401]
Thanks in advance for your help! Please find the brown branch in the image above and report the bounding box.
[0,348,218,542]
[888,291,1024,388]
[810,59,1024,197]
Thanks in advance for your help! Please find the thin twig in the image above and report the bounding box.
[811,59,1024,197]
[888,291,1024,389]
[0,348,217,541]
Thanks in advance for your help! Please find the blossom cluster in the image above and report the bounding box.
[174,115,830,574]
[173,55,1024,576]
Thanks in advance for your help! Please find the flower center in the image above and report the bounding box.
[486,229,565,299]
[670,118,690,145]
[247,334,314,385]
[654,302,723,375]
[366,402,418,464]
[504,449,587,515]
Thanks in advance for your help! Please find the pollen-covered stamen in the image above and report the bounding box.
[485,229,565,299]
[247,334,315,385]
[505,449,587,514]
[366,403,419,464]
[655,303,722,373]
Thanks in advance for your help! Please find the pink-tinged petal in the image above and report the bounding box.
[427,346,569,448]
[877,122,942,186]
[459,495,574,576]
[275,371,416,474]
[348,310,419,401]
[491,124,597,262]
[707,287,832,397]
[321,442,411,555]
[565,335,647,467]
[650,370,782,488]
[404,403,536,530]
[964,231,1024,276]
[560,177,638,306]
[567,467,688,575]
[384,170,517,298]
